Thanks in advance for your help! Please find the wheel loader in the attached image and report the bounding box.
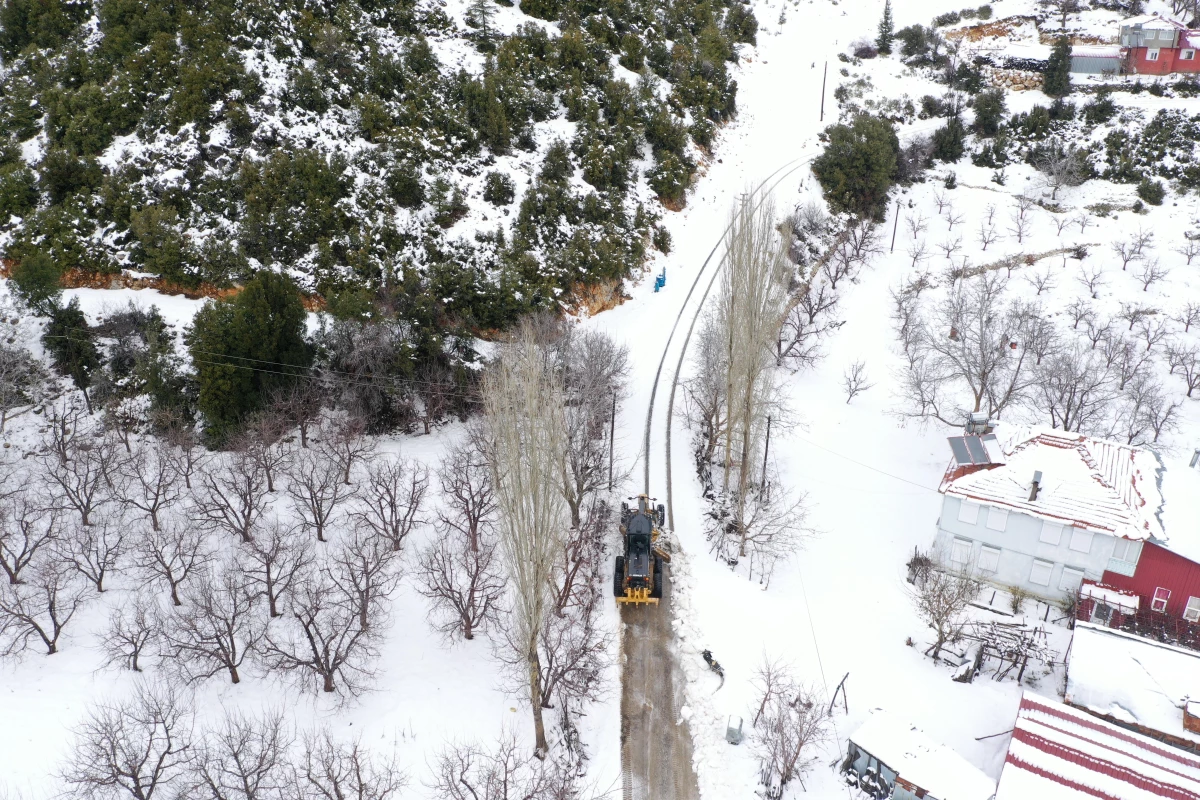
[613,495,669,605]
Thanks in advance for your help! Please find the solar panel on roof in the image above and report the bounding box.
[965,436,989,464]
[948,437,972,465]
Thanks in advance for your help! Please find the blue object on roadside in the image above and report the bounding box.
[653,268,666,292]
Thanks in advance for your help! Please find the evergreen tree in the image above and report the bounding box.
[186,271,312,444]
[44,298,101,412]
[876,0,895,55]
[812,114,900,217]
[10,250,63,314]
[1043,36,1072,98]
[465,0,495,42]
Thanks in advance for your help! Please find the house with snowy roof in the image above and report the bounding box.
[1066,622,1200,753]
[933,428,1164,602]
[842,709,996,800]
[996,692,1200,799]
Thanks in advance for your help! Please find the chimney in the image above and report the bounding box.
[1029,470,1043,502]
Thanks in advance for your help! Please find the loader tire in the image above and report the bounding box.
[613,556,625,598]
[650,556,663,599]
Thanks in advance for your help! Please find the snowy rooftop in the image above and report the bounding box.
[1121,13,1189,30]
[849,710,996,800]
[940,428,1164,542]
[997,693,1200,799]
[1080,581,1141,611]
[1066,622,1200,747]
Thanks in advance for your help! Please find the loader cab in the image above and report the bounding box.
[615,495,667,605]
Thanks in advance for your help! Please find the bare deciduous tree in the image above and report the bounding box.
[297,730,405,800]
[318,417,374,486]
[708,484,814,584]
[187,708,294,800]
[99,592,161,672]
[483,318,569,756]
[1024,265,1056,296]
[753,678,830,799]
[1137,317,1170,352]
[1111,240,1141,271]
[326,528,401,633]
[1175,240,1199,266]
[237,415,293,494]
[285,447,353,543]
[1072,212,1091,234]
[0,560,91,655]
[431,735,571,800]
[775,284,843,372]
[349,458,427,552]
[0,488,59,585]
[1007,195,1035,244]
[61,680,195,800]
[842,360,872,403]
[1119,373,1181,446]
[976,221,998,252]
[243,519,312,619]
[135,521,213,607]
[936,236,963,262]
[1066,299,1094,330]
[906,212,928,239]
[270,380,325,449]
[435,431,495,553]
[116,441,181,532]
[197,451,269,543]
[1034,344,1116,433]
[1167,343,1200,397]
[908,553,979,661]
[262,568,380,695]
[164,423,206,491]
[1035,140,1086,199]
[58,519,126,592]
[1137,258,1169,292]
[906,239,929,270]
[164,560,262,684]
[0,342,45,434]
[1076,264,1105,299]
[1174,302,1200,333]
[41,435,119,527]
[416,524,504,642]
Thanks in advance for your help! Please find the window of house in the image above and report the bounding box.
[1040,521,1063,545]
[1112,539,1143,564]
[957,500,980,524]
[1185,597,1200,623]
[987,506,1009,532]
[1152,587,1171,613]
[1148,49,1161,61]
[1183,49,1196,60]
[951,538,972,565]
[1029,559,1054,586]
[1069,528,1094,554]
[1060,567,1085,592]
[978,546,1001,573]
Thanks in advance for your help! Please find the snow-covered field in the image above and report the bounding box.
[6,0,1200,797]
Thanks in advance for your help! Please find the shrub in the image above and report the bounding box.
[1137,178,1165,205]
[483,171,515,205]
[1048,99,1075,121]
[39,148,102,205]
[652,225,671,254]
[931,118,966,163]
[896,25,929,59]
[976,5,993,20]
[0,163,37,219]
[933,11,961,26]
[9,249,63,314]
[1148,82,1166,97]
[972,89,1006,135]
[812,113,899,217]
[919,95,946,119]
[387,163,425,208]
[1082,91,1116,125]
[944,171,957,189]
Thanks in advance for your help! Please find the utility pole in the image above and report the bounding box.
[890,199,901,253]
[608,391,616,491]
[760,415,772,494]
[820,61,828,122]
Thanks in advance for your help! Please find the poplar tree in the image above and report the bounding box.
[876,0,894,55]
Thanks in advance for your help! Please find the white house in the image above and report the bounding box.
[932,428,1164,602]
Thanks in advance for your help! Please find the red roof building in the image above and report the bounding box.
[1119,15,1200,76]
[996,693,1200,799]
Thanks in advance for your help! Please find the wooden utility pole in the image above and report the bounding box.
[820,61,828,122]
[760,415,772,490]
[890,199,901,253]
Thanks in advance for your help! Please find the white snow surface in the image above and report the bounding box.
[848,709,997,800]
[1080,581,1141,610]
[1066,622,1200,744]
[8,0,1200,796]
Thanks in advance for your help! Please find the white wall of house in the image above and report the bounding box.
[932,495,1131,601]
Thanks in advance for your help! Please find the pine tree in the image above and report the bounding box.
[465,0,495,42]
[44,298,101,412]
[876,0,894,55]
[1043,35,1072,97]
[186,271,311,443]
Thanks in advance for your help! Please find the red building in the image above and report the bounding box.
[1119,15,1200,76]
[1101,540,1200,621]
